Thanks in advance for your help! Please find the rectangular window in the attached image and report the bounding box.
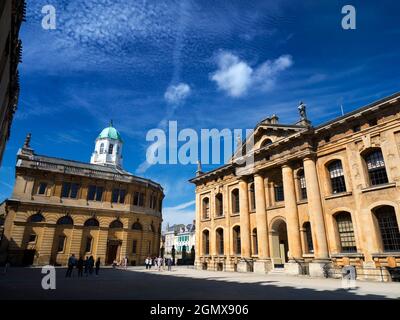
[133,192,145,206]
[88,185,103,201]
[108,144,114,154]
[274,184,284,202]
[70,183,79,198]
[132,240,137,254]
[112,188,120,203]
[38,182,47,195]
[57,236,66,252]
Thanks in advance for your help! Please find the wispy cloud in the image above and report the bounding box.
[164,83,191,105]
[163,199,195,227]
[211,51,293,97]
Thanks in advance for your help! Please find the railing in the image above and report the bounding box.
[322,263,400,282]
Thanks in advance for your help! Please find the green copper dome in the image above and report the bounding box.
[98,122,123,142]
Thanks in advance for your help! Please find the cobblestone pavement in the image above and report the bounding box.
[0,266,399,300]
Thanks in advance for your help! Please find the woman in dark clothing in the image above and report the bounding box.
[84,256,89,276]
[77,257,84,277]
[89,255,94,275]
[95,257,101,276]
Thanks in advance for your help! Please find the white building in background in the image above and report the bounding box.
[162,222,196,259]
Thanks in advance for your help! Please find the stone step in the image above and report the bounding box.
[268,268,285,275]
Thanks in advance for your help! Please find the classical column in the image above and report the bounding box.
[282,165,302,260]
[194,192,201,269]
[303,156,329,260]
[254,174,269,259]
[253,174,272,273]
[239,179,251,259]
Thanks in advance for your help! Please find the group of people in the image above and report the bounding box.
[112,256,129,269]
[66,254,101,277]
[145,256,173,271]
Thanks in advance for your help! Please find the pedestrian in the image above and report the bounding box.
[167,258,172,271]
[95,257,101,276]
[145,257,149,269]
[77,256,84,277]
[153,257,157,270]
[65,254,76,278]
[157,256,163,271]
[84,256,89,276]
[123,256,128,269]
[3,258,10,274]
[89,255,94,275]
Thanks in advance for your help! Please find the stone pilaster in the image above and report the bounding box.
[282,165,302,260]
[238,179,252,272]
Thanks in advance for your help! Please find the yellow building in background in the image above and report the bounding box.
[0,124,164,266]
[191,92,400,281]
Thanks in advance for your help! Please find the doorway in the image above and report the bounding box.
[270,219,289,268]
[106,240,121,264]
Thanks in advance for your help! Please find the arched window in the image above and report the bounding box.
[260,138,272,148]
[203,230,210,255]
[202,197,210,219]
[132,221,143,231]
[374,206,400,252]
[99,143,104,154]
[249,183,256,211]
[109,219,123,229]
[303,222,314,253]
[216,228,224,255]
[231,189,240,214]
[28,213,45,223]
[298,169,307,200]
[84,218,99,227]
[215,193,223,217]
[335,212,356,253]
[57,216,73,226]
[233,226,241,255]
[364,149,388,186]
[328,160,347,194]
[252,228,258,255]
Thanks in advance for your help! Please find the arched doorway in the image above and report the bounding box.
[270,219,289,268]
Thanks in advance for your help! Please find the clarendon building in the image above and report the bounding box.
[0,123,164,266]
[190,92,400,280]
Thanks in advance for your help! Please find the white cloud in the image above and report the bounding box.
[163,200,196,227]
[164,83,191,104]
[211,51,293,97]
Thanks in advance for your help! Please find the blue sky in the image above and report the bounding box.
[1,0,399,226]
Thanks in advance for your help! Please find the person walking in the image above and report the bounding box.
[145,257,149,269]
[84,256,90,276]
[167,258,172,271]
[157,256,163,271]
[77,256,84,277]
[65,254,76,278]
[123,256,128,269]
[95,257,101,276]
[88,255,94,275]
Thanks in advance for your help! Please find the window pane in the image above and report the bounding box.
[57,236,66,252]
[62,183,71,198]
[119,190,126,203]
[366,151,389,186]
[38,182,47,195]
[274,184,284,202]
[336,213,357,252]
[95,187,104,201]
[70,183,79,198]
[376,208,400,252]
[88,185,96,201]
[112,189,119,203]
[85,237,92,253]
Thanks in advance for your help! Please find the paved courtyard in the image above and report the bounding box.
[0,266,399,300]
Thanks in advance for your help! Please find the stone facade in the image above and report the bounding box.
[0,0,25,165]
[0,132,164,266]
[190,92,400,280]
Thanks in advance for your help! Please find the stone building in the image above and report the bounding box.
[0,0,25,165]
[0,124,164,266]
[190,92,400,279]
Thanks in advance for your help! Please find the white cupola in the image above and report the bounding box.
[90,121,123,168]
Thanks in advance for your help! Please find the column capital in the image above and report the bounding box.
[303,154,317,162]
